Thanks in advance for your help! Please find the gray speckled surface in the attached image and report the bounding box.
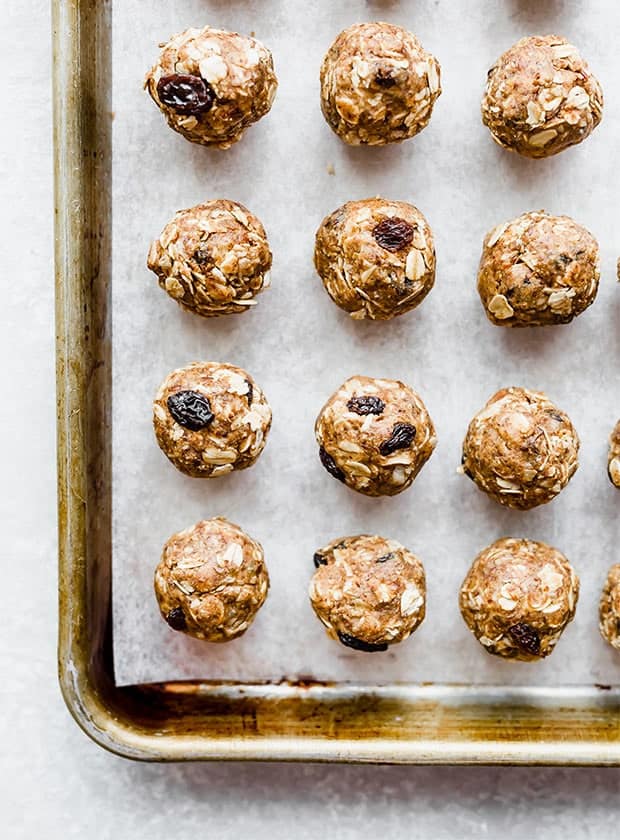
[2,2,619,837]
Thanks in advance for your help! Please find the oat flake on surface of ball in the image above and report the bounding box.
[482,35,603,159]
[460,387,579,510]
[320,21,441,146]
[478,211,600,327]
[315,375,436,497]
[599,564,620,650]
[314,198,436,320]
[309,535,426,652]
[147,199,272,318]
[145,25,278,148]
[459,538,579,661]
[154,517,269,642]
[153,362,271,478]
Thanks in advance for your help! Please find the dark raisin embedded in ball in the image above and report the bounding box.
[319,446,346,482]
[508,622,541,656]
[167,390,214,431]
[376,552,395,563]
[460,453,474,480]
[165,607,187,631]
[347,395,385,416]
[245,379,254,406]
[379,423,416,456]
[193,245,213,266]
[156,74,215,115]
[372,218,414,253]
[337,632,388,653]
[374,68,397,88]
[313,552,328,568]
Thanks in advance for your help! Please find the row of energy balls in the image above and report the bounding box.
[145,21,605,326]
[152,362,620,658]
[144,24,618,658]
[144,22,603,156]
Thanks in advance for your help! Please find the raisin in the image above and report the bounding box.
[338,632,388,653]
[461,452,474,480]
[376,552,394,563]
[165,607,187,631]
[548,411,565,423]
[508,622,541,656]
[372,217,415,253]
[313,552,328,568]
[347,395,385,416]
[245,379,254,406]
[379,423,416,456]
[167,390,214,431]
[193,245,212,266]
[374,69,396,88]
[319,447,345,482]
[156,74,215,116]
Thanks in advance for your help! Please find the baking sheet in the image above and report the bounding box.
[112,0,620,686]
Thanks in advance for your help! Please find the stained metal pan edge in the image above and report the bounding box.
[53,0,620,764]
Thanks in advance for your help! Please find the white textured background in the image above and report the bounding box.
[2,1,619,837]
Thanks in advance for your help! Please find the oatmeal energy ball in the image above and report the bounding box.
[309,535,426,651]
[478,211,600,327]
[315,198,435,320]
[320,22,441,145]
[153,362,271,478]
[460,538,579,661]
[608,421,620,488]
[599,564,620,650]
[155,518,269,642]
[482,35,603,159]
[460,387,579,510]
[148,200,272,318]
[145,26,277,148]
[316,375,436,496]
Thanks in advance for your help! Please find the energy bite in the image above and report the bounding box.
[460,538,579,661]
[478,211,600,326]
[147,200,272,317]
[320,22,441,145]
[460,387,579,510]
[315,375,436,496]
[607,421,620,488]
[482,35,603,159]
[309,535,426,652]
[599,564,620,650]
[145,26,277,148]
[314,198,435,320]
[153,362,271,477]
[155,518,269,642]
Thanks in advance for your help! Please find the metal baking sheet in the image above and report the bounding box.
[54,0,620,763]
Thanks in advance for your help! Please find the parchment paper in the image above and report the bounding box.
[112,0,620,686]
